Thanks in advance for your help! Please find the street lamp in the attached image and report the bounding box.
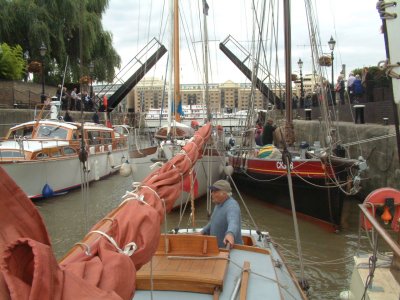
[39,42,47,103]
[297,58,304,108]
[89,61,94,99]
[328,36,336,89]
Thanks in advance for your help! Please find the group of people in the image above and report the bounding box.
[56,85,96,112]
[336,67,374,104]
[255,118,277,146]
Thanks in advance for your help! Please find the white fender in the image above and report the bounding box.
[94,159,99,180]
[107,153,115,168]
[224,165,234,176]
[119,162,132,177]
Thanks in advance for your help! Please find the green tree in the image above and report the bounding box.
[0,43,26,80]
[351,66,391,88]
[0,0,120,84]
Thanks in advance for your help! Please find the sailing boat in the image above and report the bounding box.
[340,2,400,299]
[227,0,367,230]
[130,0,225,207]
[0,1,308,299]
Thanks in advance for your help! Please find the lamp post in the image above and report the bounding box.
[39,42,47,103]
[328,36,336,89]
[89,61,94,99]
[297,58,304,108]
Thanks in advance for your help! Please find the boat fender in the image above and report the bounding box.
[361,187,400,231]
[42,183,54,198]
[94,160,100,180]
[224,165,234,176]
[107,152,115,168]
[119,161,132,177]
[339,290,353,300]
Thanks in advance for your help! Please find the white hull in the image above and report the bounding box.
[2,149,128,198]
[145,117,246,129]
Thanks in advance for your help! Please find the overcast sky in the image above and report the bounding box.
[102,0,386,84]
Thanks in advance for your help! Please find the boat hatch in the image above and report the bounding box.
[136,234,229,295]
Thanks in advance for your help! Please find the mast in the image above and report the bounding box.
[283,0,294,145]
[173,0,181,122]
[203,0,211,121]
[167,0,174,134]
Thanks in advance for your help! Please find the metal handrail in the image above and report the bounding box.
[359,203,400,257]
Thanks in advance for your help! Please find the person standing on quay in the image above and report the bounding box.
[201,179,243,248]
[347,72,356,103]
[362,67,374,102]
[262,118,276,145]
[336,74,345,105]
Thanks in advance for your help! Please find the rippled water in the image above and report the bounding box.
[35,173,370,299]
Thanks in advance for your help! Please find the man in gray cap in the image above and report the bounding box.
[201,179,242,248]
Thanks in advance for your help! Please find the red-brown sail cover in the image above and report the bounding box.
[0,123,211,299]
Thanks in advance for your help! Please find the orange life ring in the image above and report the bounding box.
[361,187,400,231]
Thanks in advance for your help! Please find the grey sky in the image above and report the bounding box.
[102,0,386,84]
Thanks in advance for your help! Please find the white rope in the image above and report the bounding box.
[90,230,137,256]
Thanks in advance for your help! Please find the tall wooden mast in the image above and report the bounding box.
[283,0,295,145]
[174,0,181,122]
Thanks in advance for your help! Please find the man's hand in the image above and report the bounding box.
[223,233,234,248]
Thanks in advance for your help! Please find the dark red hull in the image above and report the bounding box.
[229,155,345,230]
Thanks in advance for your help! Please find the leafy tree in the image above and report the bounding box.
[0,0,121,85]
[0,43,26,80]
[352,66,391,88]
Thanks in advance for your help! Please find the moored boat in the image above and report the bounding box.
[0,116,130,198]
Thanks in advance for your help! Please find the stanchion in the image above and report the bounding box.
[354,105,365,124]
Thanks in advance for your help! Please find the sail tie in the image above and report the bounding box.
[90,230,138,256]
[120,183,149,206]
[177,150,193,166]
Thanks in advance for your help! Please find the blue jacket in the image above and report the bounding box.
[353,79,363,95]
[202,197,243,248]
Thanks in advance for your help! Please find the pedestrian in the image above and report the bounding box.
[255,123,263,146]
[362,67,374,102]
[201,179,242,248]
[353,74,364,103]
[92,110,100,124]
[261,118,276,145]
[347,72,356,103]
[70,87,78,110]
[336,74,345,105]
[64,111,73,122]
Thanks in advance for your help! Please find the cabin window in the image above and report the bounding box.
[102,132,112,145]
[35,152,49,159]
[7,126,34,139]
[63,147,76,155]
[87,131,101,145]
[0,150,25,159]
[37,125,68,139]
